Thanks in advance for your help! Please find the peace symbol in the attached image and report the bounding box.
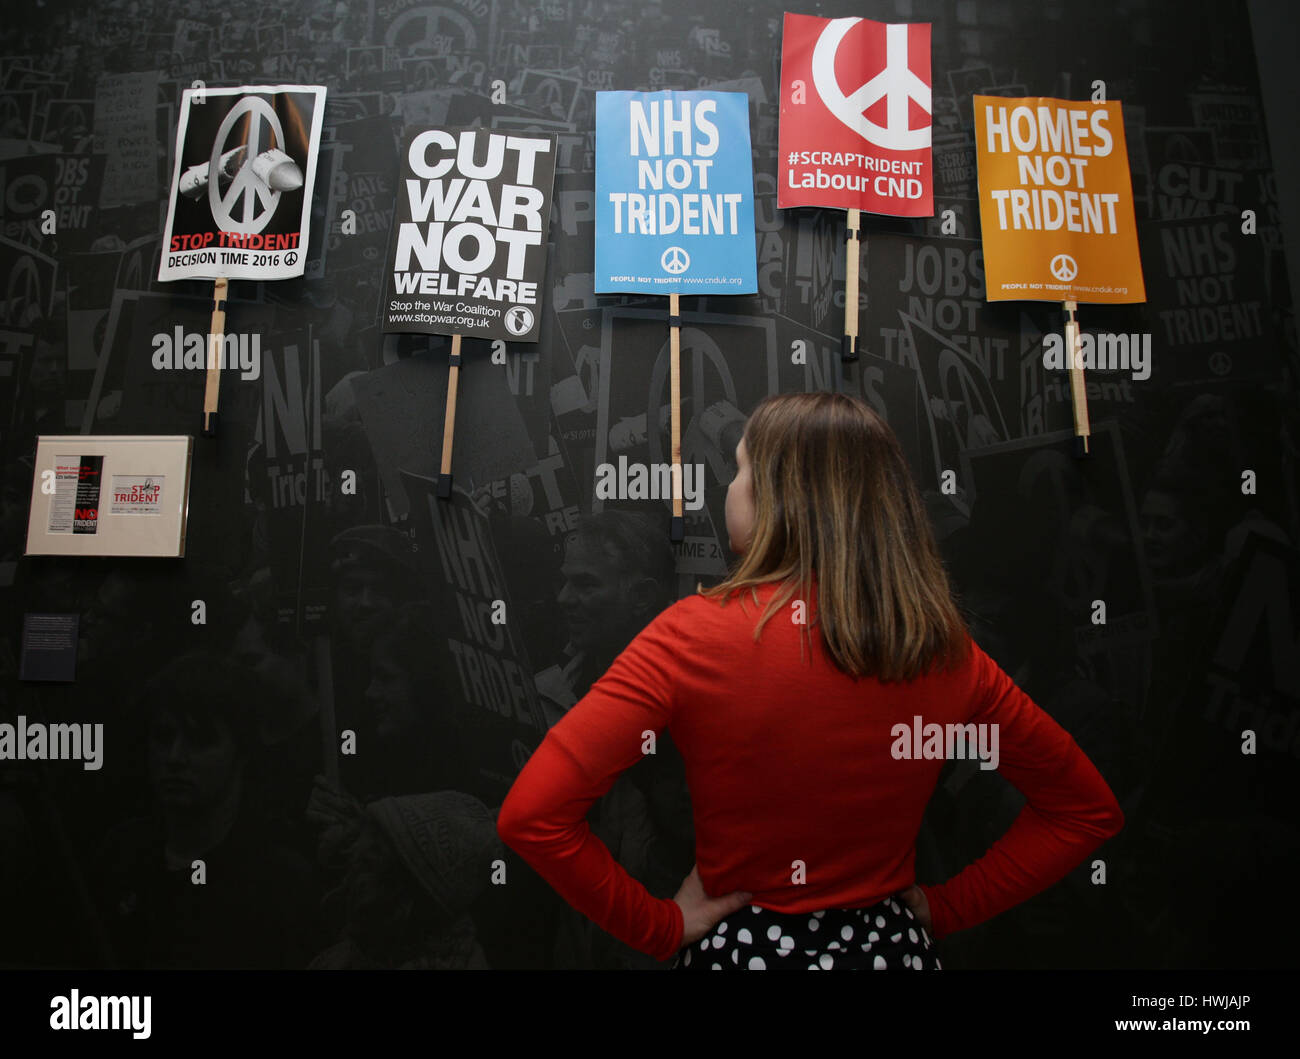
[6,256,43,328]
[812,19,931,152]
[1050,254,1078,282]
[661,246,690,274]
[209,96,286,235]
[647,326,739,472]
[386,6,476,55]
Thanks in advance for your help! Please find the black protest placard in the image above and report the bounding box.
[592,306,778,575]
[0,236,57,329]
[401,470,549,807]
[960,421,1155,651]
[255,327,333,631]
[1145,215,1273,384]
[901,311,1010,514]
[771,313,927,477]
[866,235,1007,380]
[382,127,557,344]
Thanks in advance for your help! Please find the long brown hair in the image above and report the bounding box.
[699,391,970,682]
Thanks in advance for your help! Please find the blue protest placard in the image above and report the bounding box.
[595,90,757,295]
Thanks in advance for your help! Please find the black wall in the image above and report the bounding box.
[0,0,1297,969]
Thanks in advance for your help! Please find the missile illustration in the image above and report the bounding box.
[179,146,303,199]
[252,148,304,191]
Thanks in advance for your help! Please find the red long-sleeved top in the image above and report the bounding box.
[496,579,1125,963]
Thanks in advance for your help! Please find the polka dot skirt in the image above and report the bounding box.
[669,895,941,970]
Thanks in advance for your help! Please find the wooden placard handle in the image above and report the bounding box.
[1064,300,1091,457]
[437,333,462,498]
[843,208,860,361]
[669,293,683,542]
[203,276,229,436]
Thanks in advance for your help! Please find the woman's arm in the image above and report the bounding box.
[496,603,686,963]
[918,642,1125,940]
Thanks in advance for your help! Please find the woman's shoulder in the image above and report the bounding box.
[651,591,713,629]
[641,587,724,634]
[670,583,753,613]
[655,583,775,633]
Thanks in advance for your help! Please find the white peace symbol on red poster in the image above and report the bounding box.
[811,18,931,152]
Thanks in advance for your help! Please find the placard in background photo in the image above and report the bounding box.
[974,94,1146,303]
[400,471,547,807]
[25,435,193,557]
[595,89,757,294]
[158,84,327,282]
[382,126,557,343]
[778,12,934,216]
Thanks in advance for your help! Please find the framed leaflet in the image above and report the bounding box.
[25,436,194,558]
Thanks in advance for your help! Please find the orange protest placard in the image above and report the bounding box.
[974,95,1145,303]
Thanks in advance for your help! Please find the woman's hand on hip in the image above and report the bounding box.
[672,864,753,948]
[898,884,933,933]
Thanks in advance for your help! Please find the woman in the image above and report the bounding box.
[497,392,1125,969]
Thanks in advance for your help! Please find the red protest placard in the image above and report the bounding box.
[778,12,933,216]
